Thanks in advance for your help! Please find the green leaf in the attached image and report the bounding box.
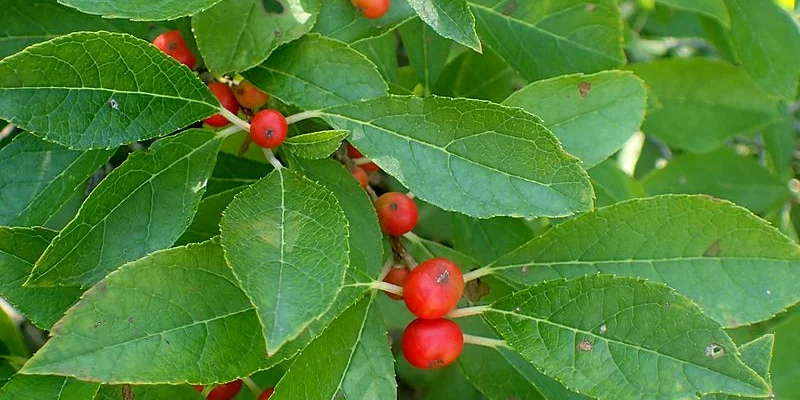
[452,215,536,266]
[192,0,320,74]
[589,159,645,207]
[433,47,516,103]
[270,295,396,400]
[0,375,99,400]
[250,158,383,368]
[95,385,203,400]
[322,95,594,218]
[314,0,416,43]
[0,134,112,226]
[642,147,789,213]
[57,0,224,20]
[654,0,730,26]
[469,0,626,81]
[176,187,245,245]
[351,32,399,83]
[243,34,388,110]
[628,58,781,153]
[397,18,452,95]
[220,168,349,355]
[724,0,800,99]
[0,32,218,149]
[487,195,800,327]
[0,0,152,60]
[503,70,647,168]
[0,309,25,359]
[407,0,481,51]
[27,129,221,288]
[284,130,348,160]
[21,239,270,383]
[207,152,272,196]
[297,159,383,279]
[458,316,589,400]
[763,105,795,177]
[703,333,776,400]
[484,275,771,399]
[0,227,82,330]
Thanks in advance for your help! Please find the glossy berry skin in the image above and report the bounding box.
[153,30,196,69]
[194,380,243,400]
[250,109,288,148]
[351,166,369,188]
[351,0,390,19]
[383,265,410,300]
[258,387,275,400]
[404,258,464,319]
[234,81,270,109]
[402,318,464,369]
[347,144,379,172]
[375,192,418,236]
[204,83,240,127]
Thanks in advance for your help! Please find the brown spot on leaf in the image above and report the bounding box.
[128,316,134,324]
[122,384,134,400]
[520,266,529,274]
[577,339,593,352]
[585,4,596,11]
[703,240,722,257]
[465,278,490,302]
[578,81,592,98]
[502,0,518,15]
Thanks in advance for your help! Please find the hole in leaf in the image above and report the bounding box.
[704,343,726,359]
[260,0,285,14]
[109,98,120,110]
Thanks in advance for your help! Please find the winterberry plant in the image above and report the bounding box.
[0,0,798,399]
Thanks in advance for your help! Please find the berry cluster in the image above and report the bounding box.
[152,31,288,150]
[194,380,274,400]
[350,148,467,370]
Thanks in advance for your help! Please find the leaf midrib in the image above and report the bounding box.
[23,308,255,372]
[468,2,624,64]
[488,306,768,393]
[0,87,215,109]
[29,135,219,285]
[322,111,582,200]
[490,256,800,272]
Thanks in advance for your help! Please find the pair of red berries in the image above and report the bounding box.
[194,380,274,400]
[351,0,390,18]
[384,258,465,369]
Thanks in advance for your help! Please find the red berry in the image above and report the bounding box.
[402,318,464,369]
[383,265,410,300]
[234,81,270,110]
[351,0,390,19]
[205,380,243,400]
[258,387,275,400]
[375,192,418,236]
[403,258,463,319]
[250,109,288,148]
[204,82,240,127]
[152,30,196,69]
[347,144,379,172]
[351,166,369,188]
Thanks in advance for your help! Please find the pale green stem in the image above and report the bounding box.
[462,334,509,349]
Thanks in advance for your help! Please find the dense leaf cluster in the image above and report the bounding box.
[0,0,798,399]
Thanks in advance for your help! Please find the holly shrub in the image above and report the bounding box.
[0,0,799,399]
